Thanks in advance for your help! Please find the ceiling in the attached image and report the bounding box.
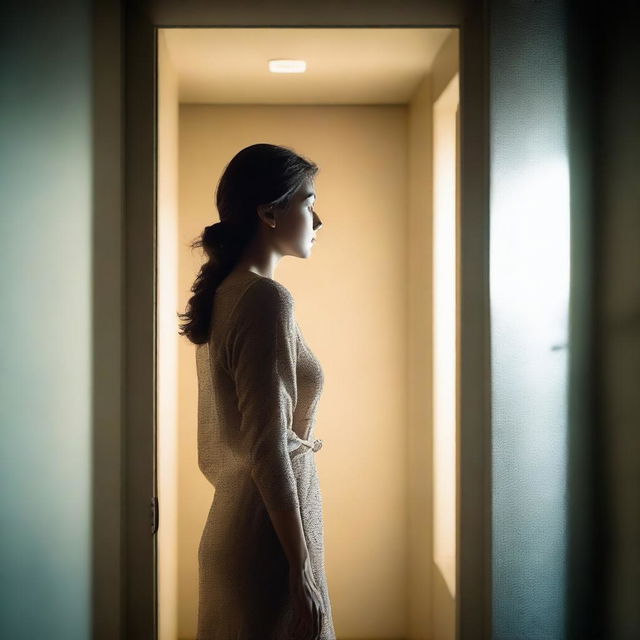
[162,28,453,105]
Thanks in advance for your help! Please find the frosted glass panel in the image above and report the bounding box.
[490,2,570,639]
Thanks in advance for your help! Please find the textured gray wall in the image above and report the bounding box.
[0,1,93,638]
[489,2,569,638]
[0,1,124,639]
[490,2,640,639]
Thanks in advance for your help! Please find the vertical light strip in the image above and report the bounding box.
[433,74,460,602]
[490,2,570,638]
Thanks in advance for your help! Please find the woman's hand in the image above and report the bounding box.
[289,555,325,639]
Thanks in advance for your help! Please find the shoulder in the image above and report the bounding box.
[235,276,295,318]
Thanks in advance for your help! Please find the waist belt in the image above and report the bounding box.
[287,430,323,458]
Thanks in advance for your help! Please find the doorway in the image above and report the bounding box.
[123,4,490,639]
[158,27,459,640]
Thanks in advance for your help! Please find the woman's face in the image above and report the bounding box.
[271,177,323,258]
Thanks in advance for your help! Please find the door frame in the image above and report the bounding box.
[123,1,490,638]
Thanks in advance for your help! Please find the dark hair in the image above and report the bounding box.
[177,143,319,345]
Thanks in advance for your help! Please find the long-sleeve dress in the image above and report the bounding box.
[195,270,336,639]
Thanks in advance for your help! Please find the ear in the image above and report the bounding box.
[256,203,277,228]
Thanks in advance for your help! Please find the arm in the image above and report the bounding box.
[265,505,309,572]
[227,279,309,571]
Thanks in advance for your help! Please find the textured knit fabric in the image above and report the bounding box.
[196,270,336,639]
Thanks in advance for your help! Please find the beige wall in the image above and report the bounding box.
[157,31,180,640]
[177,104,408,639]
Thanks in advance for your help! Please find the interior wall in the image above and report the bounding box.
[177,104,409,639]
[489,3,570,638]
[157,31,179,640]
[0,1,95,638]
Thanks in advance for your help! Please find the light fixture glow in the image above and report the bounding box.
[268,59,307,73]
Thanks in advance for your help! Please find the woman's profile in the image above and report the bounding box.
[178,143,335,640]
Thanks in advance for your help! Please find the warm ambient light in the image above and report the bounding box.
[268,59,307,73]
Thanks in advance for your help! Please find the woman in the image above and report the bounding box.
[178,143,335,640]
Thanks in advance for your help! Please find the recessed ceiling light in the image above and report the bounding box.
[268,59,307,73]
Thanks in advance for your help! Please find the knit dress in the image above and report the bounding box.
[195,270,336,639]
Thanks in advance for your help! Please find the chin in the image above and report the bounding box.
[293,241,313,257]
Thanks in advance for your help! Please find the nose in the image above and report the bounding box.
[313,211,323,230]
